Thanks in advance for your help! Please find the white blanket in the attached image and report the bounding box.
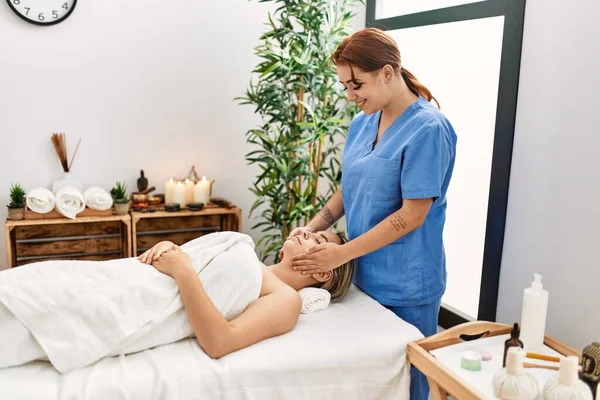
[53,186,85,219]
[0,231,262,373]
[26,187,55,214]
[83,187,113,211]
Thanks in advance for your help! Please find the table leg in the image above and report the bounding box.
[235,208,242,232]
[5,225,13,268]
[131,217,138,257]
[123,219,132,258]
[428,377,449,400]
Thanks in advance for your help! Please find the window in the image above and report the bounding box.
[366,0,526,326]
[376,0,486,19]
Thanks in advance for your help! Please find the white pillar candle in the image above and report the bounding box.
[173,181,186,207]
[165,178,176,204]
[184,179,195,206]
[193,176,211,205]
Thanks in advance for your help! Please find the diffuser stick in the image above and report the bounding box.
[68,138,81,171]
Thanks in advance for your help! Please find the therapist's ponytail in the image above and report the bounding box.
[331,28,440,109]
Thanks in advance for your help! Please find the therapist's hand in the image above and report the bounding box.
[290,242,349,275]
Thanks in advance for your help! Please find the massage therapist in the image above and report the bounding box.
[287,28,457,400]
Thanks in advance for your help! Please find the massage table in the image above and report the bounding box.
[0,285,423,400]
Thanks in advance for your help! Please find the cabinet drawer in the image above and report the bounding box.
[135,215,221,232]
[14,221,121,240]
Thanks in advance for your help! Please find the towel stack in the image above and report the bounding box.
[25,186,113,219]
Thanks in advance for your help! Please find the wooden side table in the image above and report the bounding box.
[5,214,132,268]
[131,204,242,256]
[407,321,582,400]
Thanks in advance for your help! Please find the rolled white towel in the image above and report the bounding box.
[298,287,331,314]
[26,188,55,214]
[83,187,113,211]
[54,186,86,219]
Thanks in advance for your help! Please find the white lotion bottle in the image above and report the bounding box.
[520,273,549,353]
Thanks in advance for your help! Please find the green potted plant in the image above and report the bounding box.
[111,181,129,215]
[7,183,26,220]
[237,0,361,262]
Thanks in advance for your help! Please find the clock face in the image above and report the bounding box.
[6,0,77,26]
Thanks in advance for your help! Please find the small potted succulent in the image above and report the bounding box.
[7,183,26,220]
[111,181,129,215]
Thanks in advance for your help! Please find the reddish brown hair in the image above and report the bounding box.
[330,28,440,109]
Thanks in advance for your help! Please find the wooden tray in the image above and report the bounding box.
[25,207,114,220]
[407,321,582,400]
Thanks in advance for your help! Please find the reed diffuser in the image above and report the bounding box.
[51,133,83,193]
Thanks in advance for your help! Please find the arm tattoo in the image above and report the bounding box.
[390,214,408,232]
[319,206,335,225]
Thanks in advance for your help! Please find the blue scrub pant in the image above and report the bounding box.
[384,298,442,400]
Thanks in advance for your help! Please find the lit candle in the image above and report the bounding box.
[184,179,195,206]
[194,176,211,205]
[165,178,176,204]
[173,181,186,207]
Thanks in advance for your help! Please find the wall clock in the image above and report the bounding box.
[6,0,77,26]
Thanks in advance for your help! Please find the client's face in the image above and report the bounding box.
[281,230,342,260]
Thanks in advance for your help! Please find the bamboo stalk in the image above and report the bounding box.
[289,76,305,230]
[311,94,328,206]
[312,139,323,206]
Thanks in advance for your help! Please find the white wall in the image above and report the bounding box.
[497,0,600,350]
[0,0,365,269]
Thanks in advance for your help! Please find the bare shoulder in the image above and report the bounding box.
[226,273,302,353]
[261,268,302,322]
[266,285,302,334]
[235,268,302,332]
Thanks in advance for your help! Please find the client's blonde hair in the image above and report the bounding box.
[316,232,355,303]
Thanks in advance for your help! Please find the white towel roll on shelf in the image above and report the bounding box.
[54,186,86,219]
[26,188,55,214]
[83,187,113,211]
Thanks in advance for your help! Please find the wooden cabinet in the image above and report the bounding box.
[4,215,132,268]
[3,202,242,268]
[131,205,242,256]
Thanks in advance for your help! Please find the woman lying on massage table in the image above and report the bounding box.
[136,230,355,359]
[0,231,354,372]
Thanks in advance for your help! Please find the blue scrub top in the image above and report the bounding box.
[341,96,457,307]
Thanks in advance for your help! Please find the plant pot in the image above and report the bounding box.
[114,203,130,215]
[7,206,25,220]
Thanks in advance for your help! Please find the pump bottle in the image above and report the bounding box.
[520,273,549,353]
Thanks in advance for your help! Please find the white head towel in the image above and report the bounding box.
[298,287,331,314]
[83,187,113,211]
[54,186,86,219]
[26,188,55,214]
